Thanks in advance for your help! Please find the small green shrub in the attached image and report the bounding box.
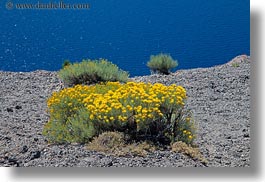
[147,53,178,75]
[231,62,240,68]
[62,60,71,68]
[42,108,96,143]
[58,59,129,87]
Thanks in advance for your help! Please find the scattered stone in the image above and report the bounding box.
[243,133,250,138]
[4,136,11,140]
[21,145,28,153]
[30,151,41,160]
[15,105,22,110]
[107,161,113,167]
[8,156,18,164]
[6,108,13,112]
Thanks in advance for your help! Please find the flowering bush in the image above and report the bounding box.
[43,82,195,145]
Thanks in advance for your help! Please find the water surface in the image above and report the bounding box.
[0,0,250,76]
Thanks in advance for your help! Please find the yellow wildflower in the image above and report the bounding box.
[89,115,94,120]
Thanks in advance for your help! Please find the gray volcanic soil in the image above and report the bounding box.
[0,55,250,167]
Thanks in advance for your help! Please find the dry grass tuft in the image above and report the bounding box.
[120,141,156,157]
[86,131,156,157]
[87,132,207,162]
[86,131,125,153]
[171,141,208,164]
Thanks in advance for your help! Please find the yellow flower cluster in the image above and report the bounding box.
[183,129,193,140]
[47,82,187,124]
[47,84,92,114]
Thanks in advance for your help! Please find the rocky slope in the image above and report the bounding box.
[0,55,250,167]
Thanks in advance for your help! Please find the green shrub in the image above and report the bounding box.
[58,59,129,87]
[231,62,240,68]
[42,108,96,143]
[147,53,178,75]
[62,59,71,68]
[43,82,196,146]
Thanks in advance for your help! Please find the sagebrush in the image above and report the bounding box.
[147,53,178,75]
[58,59,129,87]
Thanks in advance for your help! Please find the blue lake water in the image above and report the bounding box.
[0,0,250,76]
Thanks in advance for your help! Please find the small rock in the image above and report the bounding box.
[210,97,218,101]
[8,156,18,163]
[224,161,231,165]
[243,133,250,138]
[15,105,22,109]
[214,155,222,159]
[30,151,41,160]
[6,108,13,112]
[209,81,216,89]
[107,161,113,167]
[15,161,21,167]
[5,136,11,140]
[21,145,28,153]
